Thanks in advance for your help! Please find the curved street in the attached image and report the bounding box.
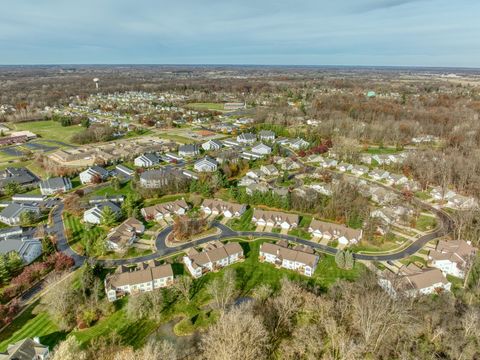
[51,191,455,267]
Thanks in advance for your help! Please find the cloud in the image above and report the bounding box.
[0,0,478,66]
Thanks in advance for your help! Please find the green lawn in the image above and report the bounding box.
[186,103,225,111]
[63,212,107,255]
[415,191,432,200]
[11,120,83,144]
[231,239,364,293]
[89,181,136,198]
[0,238,364,351]
[0,301,67,352]
[72,298,158,349]
[227,208,255,231]
[415,215,437,231]
[365,147,402,155]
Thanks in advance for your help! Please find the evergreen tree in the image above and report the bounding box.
[101,206,117,226]
[111,176,121,191]
[344,250,354,270]
[42,236,56,256]
[7,252,23,276]
[335,250,346,269]
[0,255,10,285]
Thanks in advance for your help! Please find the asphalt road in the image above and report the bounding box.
[50,172,455,267]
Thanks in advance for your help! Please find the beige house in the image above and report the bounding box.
[201,199,246,218]
[141,199,189,221]
[251,209,299,230]
[105,260,174,301]
[259,241,319,277]
[183,241,244,278]
[308,219,362,245]
[429,240,477,278]
[379,264,451,298]
[105,217,145,252]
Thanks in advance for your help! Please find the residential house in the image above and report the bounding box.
[246,183,270,195]
[259,241,318,277]
[79,166,109,184]
[115,164,135,180]
[164,152,183,162]
[246,169,264,180]
[39,177,72,195]
[320,158,338,169]
[105,261,174,301]
[337,163,353,172]
[368,169,390,181]
[89,195,124,205]
[308,219,362,245]
[11,194,46,203]
[183,241,244,278]
[429,240,477,278]
[194,157,218,172]
[351,165,369,176]
[222,139,241,148]
[0,338,49,360]
[379,264,451,297]
[236,133,257,144]
[370,187,397,204]
[238,176,257,187]
[430,187,456,201]
[0,167,39,189]
[182,170,199,180]
[260,164,279,177]
[134,153,160,168]
[178,144,200,157]
[141,199,189,221]
[241,151,263,160]
[259,130,275,141]
[0,237,42,264]
[215,149,239,164]
[201,199,246,218]
[202,139,223,151]
[386,173,408,186]
[446,194,478,210]
[105,217,145,252]
[139,168,187,189]
[0,203,40,226]
[251,209,299,230]
[307,183,332,196]
[83,201,121,224]
[251,143,272,155]
[289,138,309,150]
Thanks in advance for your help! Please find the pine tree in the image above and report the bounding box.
[335,250,346,269]
[0,255,10,285]
[344,250,354,270]
[7,252,23,276]
[101,206,117,226]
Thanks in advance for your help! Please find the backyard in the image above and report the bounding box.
[0,238,364,351]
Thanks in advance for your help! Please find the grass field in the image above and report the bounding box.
[11,120,83,144]
[365,147,402,155]
[0,238,364,351]
[415,215,437,231]
[0,301,67,352]
[63,212,107,255]
[227,208,255,231]
[185,103,225,111]
[89,181,136,198]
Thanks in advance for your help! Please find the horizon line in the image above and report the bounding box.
[0,63,479,71]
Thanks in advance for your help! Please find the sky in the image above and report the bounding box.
[0,0,479,67]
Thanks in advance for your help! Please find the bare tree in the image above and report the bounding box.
[173,275,192,303]
[206,268,237,312]
[200,303,269,360]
